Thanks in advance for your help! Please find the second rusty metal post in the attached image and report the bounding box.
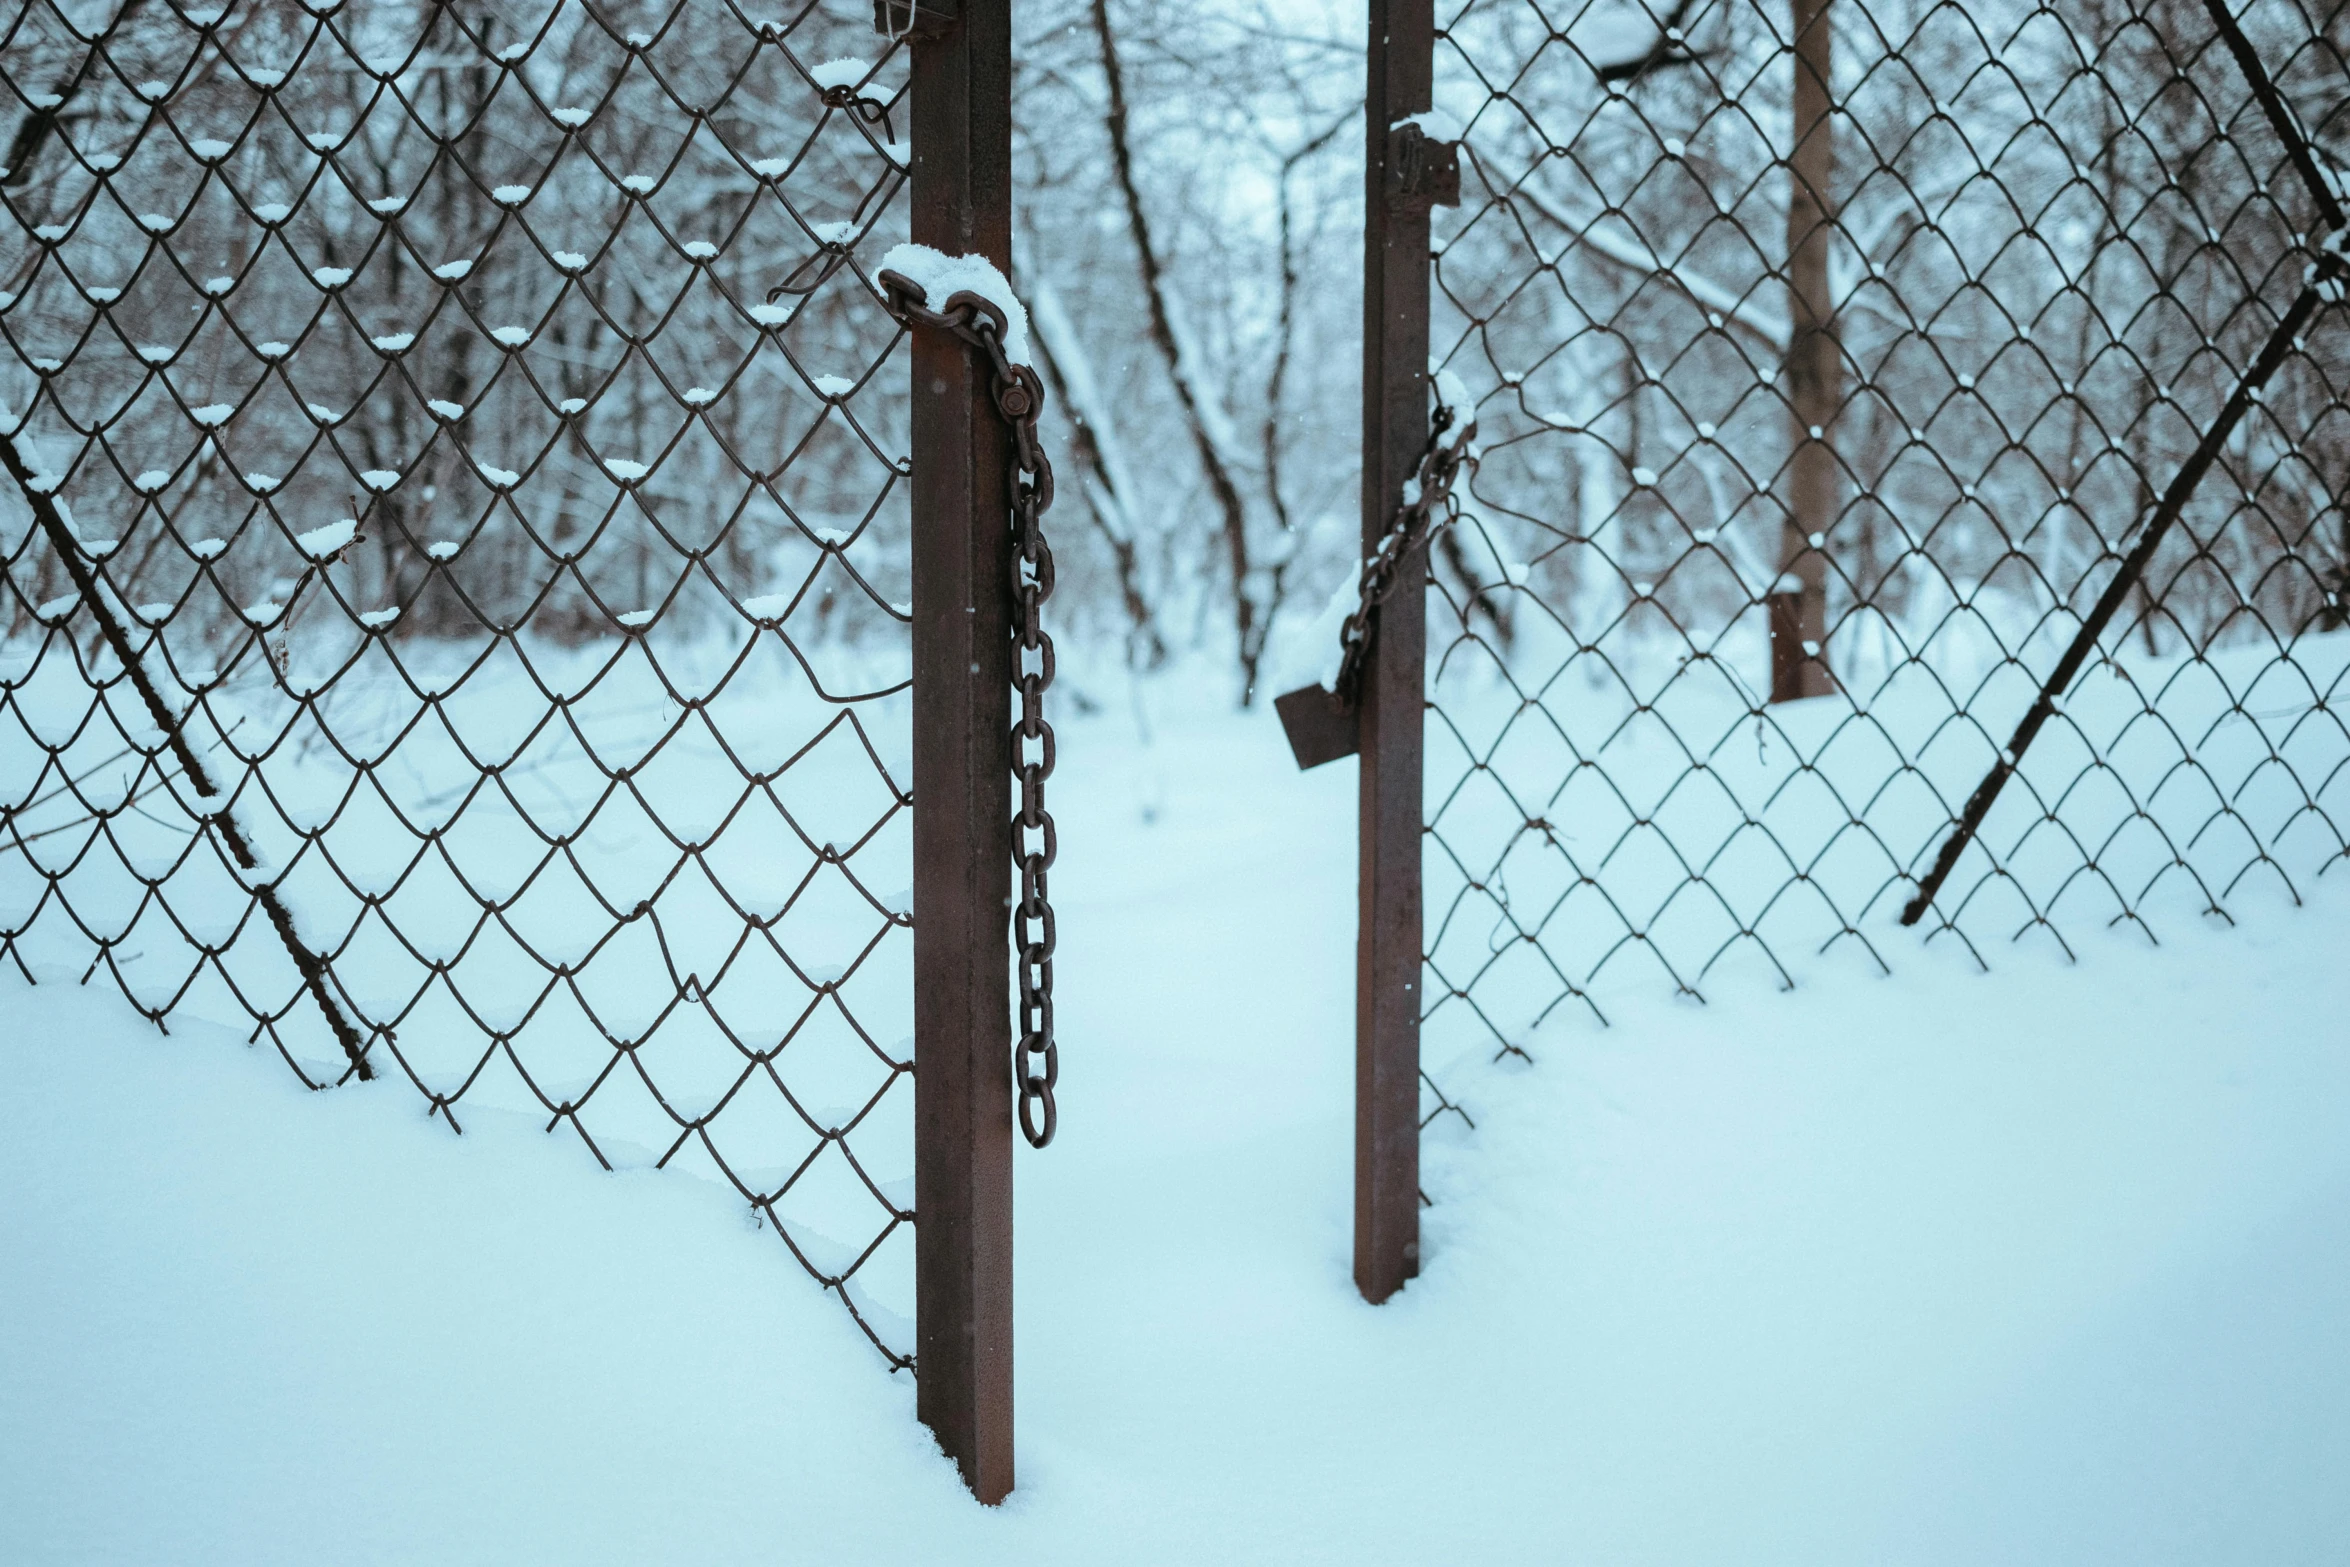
[1772,0,1839,702]
[902,0,1017,1505]
[1357,0,1435,1304]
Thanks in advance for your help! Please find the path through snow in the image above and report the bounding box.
[4,679,2347,1564]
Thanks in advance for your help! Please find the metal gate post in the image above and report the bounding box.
[898,0,1017,1504]
[1357,0,1435,1304]
[1772,0,1839,702]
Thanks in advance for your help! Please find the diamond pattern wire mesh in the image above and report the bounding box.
[1,0,920,1365]
[1421,0,2349,1085]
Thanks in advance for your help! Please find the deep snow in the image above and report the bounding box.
[4,675,2348,1565]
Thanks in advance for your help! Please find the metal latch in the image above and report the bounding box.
[1276,683,1358,770]
[1385,122,1461,209]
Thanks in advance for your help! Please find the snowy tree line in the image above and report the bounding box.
[3,0,2344,709]
[1426,0,2348,694]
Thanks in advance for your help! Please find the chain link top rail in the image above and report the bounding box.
[1414,0,2350,1111]
[2,0,926,1367]
[873,268,1061,1149]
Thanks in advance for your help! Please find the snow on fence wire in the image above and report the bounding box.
[1418,0,2350,1086]
[0,0,924,1366]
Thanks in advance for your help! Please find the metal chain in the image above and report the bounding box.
[1332,398,1477,704]
[877,270,1063,1149]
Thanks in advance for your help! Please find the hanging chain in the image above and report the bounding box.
[878,270,1063,1149]
[1332,397,1478,704]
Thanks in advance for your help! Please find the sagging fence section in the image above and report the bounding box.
[1295,0,2349,1298]
[2,0,1037,1500]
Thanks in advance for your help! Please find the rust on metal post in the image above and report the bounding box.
[1773,0,1838,702]
[1358,0,1436,1305]
[1766,587,1806,705]
[898,0,1016,1505]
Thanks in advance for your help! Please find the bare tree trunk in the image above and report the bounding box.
[1022,262,1164,664]
[1252,109,1353,682]
[1773,0,1839,701]
[1089,0,1261,700]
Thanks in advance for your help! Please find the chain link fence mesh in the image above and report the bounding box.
[1422,0,2350,1094]
[1,0,920,1365]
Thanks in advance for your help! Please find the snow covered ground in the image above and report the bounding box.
[5,672,2349,1565]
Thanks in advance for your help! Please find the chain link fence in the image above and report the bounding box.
[2,0,923,1365]
[1421,0,2350,1080]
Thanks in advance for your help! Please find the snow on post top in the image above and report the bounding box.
[1394,107,1464,144]
[878,242,1032,366]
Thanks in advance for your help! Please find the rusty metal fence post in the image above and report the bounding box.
[890,0,1017,1504]
[1772,0,1840,703]
[7,0,1036,1502]
[1357,0,1439,1305]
